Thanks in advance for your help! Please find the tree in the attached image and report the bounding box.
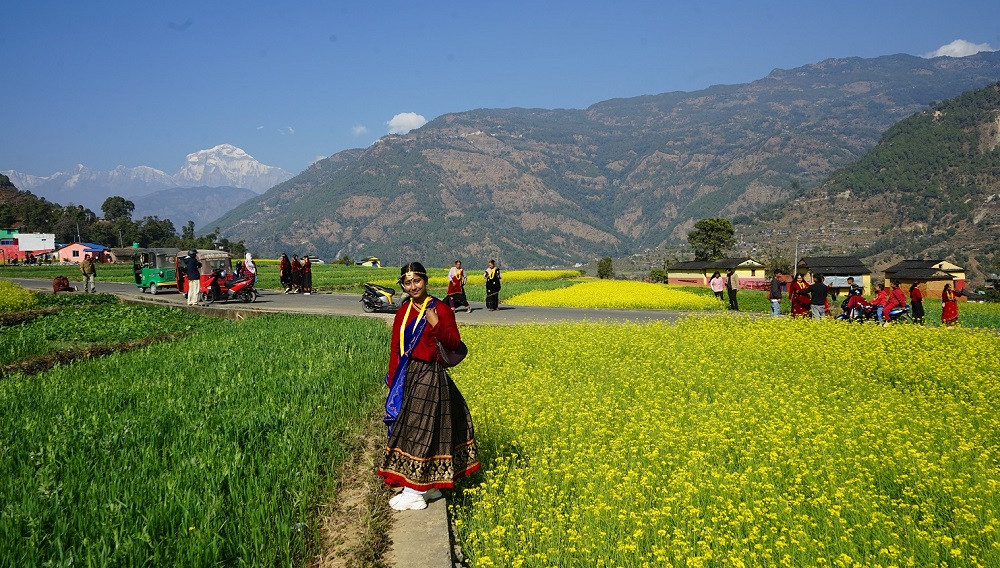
[101,196,135,221]
[687,218,735,261]
[597,256,614,279]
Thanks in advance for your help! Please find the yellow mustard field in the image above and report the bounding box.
[451,317,1000,567]
[506,280,724,310]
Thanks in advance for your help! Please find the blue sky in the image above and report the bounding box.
[2,1,998,177]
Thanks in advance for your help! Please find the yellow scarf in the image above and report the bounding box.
[398,297,430,355]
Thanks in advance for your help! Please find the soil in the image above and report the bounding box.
[312,413,394,568]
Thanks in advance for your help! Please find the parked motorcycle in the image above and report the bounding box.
[203,268,258,305]
[361,283,407,313]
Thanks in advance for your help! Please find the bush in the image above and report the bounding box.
[648,268,668,283]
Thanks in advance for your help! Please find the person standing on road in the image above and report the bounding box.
[377,262,480,511]
[290,254,302,293]
[484,259,502,311]
[80,254,97,293]
[768,269,784,316]
[185,250,202,306]
[300,255,312,295]
[725,267,740,311]
[279,253,292,293]
[446,260,471,313]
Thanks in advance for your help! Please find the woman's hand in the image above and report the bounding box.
[425,306,440,328]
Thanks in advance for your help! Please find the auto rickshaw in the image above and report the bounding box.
[175,249,233,301]
[132,248,180,295]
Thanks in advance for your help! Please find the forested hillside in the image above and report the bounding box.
[742,83,1000,280]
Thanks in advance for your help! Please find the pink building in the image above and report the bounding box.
[54,242,110,263]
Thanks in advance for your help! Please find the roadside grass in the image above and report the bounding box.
[0,313,388,566]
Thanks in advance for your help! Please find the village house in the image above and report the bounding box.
[796,256,872,296]
[883,259,966,301]
[54,242,111,264]
[667,257,767,289]
[0,229,56,263]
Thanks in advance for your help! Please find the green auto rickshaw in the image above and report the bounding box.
[132,248,180,295]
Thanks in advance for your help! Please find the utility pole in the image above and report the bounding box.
[793,238,799,278]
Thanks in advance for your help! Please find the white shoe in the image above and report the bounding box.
[423,489,443,502]
[389,492,407,508]
[390,491,428,511]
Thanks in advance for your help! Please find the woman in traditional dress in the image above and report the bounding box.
[290,254,302,293]
[708,271,725,301]
[445,260,471,313]
[788,273,811,317]
[300,256,312,295]
[909,281,924,325]
[484,259,502,311]
[941,282,960,327]
[377,262,480,511]
[279,253,292,293]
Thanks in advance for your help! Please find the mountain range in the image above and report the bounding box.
[205,51,1000,267]
[2,144,292,214]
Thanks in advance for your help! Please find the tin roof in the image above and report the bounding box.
[797,256,870,275]
[668,257,765,271]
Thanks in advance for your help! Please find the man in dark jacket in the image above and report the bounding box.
[797,274,828,320]
[769,269,784,316]
[185,250,202,306]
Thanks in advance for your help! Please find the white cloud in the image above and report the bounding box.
[277,126,295,135]
[924,39,997,58]
[256,125,264,131]
[351,124,368,136]
[385,112,427,135]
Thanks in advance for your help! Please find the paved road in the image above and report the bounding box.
[7,277,695,325]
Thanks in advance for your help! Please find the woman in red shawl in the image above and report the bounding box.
[941,282,960,327]
[788,273,810,317]
[377,262,479,511]
[445,260,471,312]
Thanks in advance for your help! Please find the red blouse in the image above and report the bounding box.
[387,297,461,385]
[910,287,923,302]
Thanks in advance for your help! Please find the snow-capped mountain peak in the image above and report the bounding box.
[175,144,291,192]
[2,144,293,210]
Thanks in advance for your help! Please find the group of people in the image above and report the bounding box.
[709,268,741,310]
[278,253,313,295]
[444,259,503,313]
[769,271,963,326]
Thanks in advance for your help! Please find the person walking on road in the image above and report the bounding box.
[185,250,202,306]
[484,259,502,311]
[377,262,480,511]
[446,260,471,313]
[80,254,97,293]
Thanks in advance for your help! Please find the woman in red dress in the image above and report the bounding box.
[941,283,959,327]
[788,273,810,317]
[377,262,479,511]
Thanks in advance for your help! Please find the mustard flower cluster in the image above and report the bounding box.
[451,317,1000,567]
[506,280,724,310]
[0,280,39,313]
